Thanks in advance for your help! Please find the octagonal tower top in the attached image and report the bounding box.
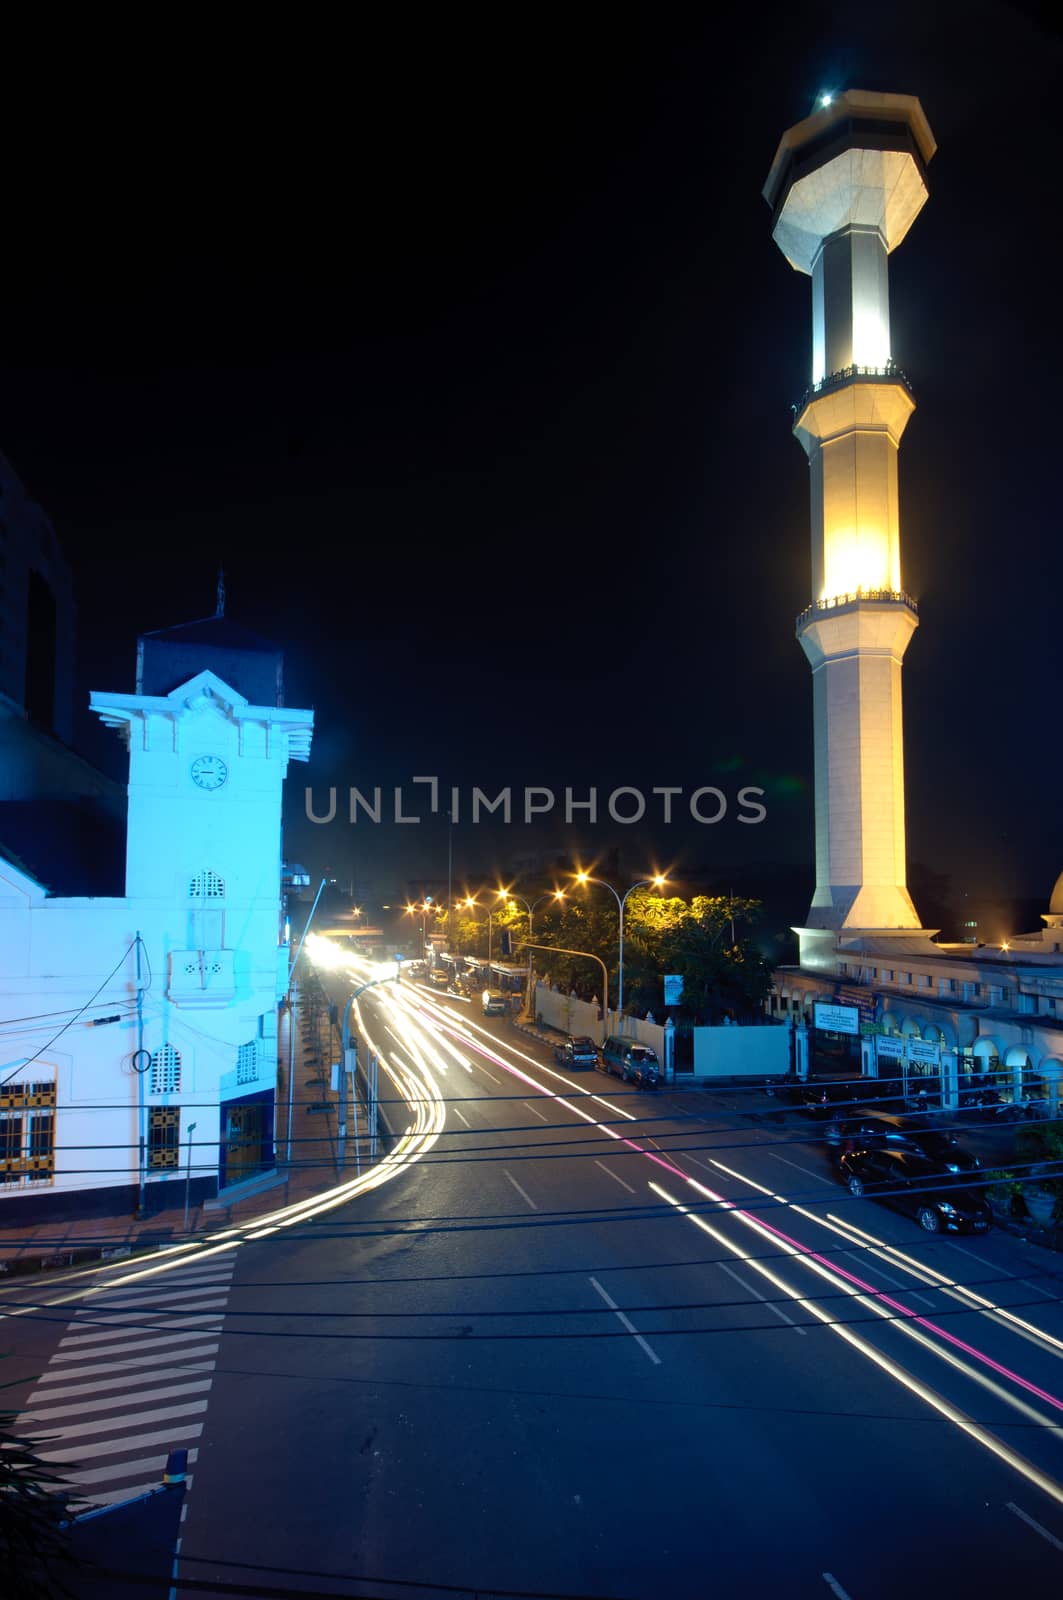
[764,90,936,274]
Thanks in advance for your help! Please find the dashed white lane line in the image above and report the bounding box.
[767,1151,831,1184]
[716,1261,807,1336]
[474,1062,502,1086]
[502,1170,539,1211]
[593,1159,637,1195]
[946,1241,992,1269]
[450,1105,471,1128]
[522,1101,550,1123]
[588,1277,661,1366]
[822,1574,854,1599]
[1007,1500,1063,1554]
[840,1250,937,1311]
[1021,1280,1058,1301]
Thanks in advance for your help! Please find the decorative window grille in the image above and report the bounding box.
[180,955,224,980]
[150,1045,182,1094]
[189,870,225,900]
[148,1107,180,1170]
[0,1080,57,1186]
[236,1042,259,1085]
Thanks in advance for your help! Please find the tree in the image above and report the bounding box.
[0,1378,82,1600]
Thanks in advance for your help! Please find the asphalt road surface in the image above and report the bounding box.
[5,963,1063,1599]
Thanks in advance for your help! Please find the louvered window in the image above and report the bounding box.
[189,870,225,899]
[150,1044,182,1094]
[236,1041,259,1085]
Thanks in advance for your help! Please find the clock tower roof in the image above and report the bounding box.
[136,614,285,706]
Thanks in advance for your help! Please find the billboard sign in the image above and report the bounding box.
[664,974,684,1005]
[814,1002,860,1036]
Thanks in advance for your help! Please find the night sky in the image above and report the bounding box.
[2,6,1059,918]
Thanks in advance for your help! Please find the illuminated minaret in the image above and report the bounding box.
[764,91,937,965]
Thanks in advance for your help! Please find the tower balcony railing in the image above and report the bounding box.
[796,588,919,633]
[791,359,913,417]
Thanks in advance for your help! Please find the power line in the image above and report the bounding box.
[0,937,142,1088]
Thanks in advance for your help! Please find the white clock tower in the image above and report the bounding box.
[89,613,314,1194]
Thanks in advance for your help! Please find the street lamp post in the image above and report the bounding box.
[574,873,666,1026]
[498,890,566,1019]
[183,1121,198,1233]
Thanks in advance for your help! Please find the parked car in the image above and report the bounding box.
[427,969,450,989]
[482,991,508,1017]
[554,1035,600,1069]
[600,1036,660,1088]
[837,1147,991,1234]
[824,1112,982,1174]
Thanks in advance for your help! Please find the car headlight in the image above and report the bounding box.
[937,1202,957,1215]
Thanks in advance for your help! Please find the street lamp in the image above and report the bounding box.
[497,890,566,1017]
[183,1120,198,1233]
[461,896,495,965]
[574,872,667,1024]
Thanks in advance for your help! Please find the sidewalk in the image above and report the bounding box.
[0,988,366,1280]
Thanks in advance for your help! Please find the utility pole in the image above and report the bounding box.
[284,877,327,1166]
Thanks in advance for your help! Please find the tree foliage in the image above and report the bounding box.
[0,1379,81,1600]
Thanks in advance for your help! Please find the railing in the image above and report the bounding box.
[792,358,913,417]
[796,589,919,632]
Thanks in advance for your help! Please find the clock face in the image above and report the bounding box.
[190,755,228,791]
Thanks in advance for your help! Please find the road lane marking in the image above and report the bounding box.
[39,1345,220,1383]
[474,1062,502,1086]
[946,1242,992,1270]
[502,1170,539,1211]
[768,1151,831,1185]
[450,1105,471,1128]
[23,1379,215,1423]
[588,1277,661,1366]
[42,1422,206,1466]
[70,1446,200,1488]
[1021,1280,1057,1300]
[593,1160,636,1195]
[27,1398,211,1442]
[26,1362,217,1401]
[522,1101,549,1123]
[716,1261,806,1335]
[840,1251,937,1310]
[1007,1500,1063,1554]
[822,1574,854,1599]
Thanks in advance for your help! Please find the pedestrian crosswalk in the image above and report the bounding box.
[16,1253,236,1509]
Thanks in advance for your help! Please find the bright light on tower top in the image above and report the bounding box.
[818,92,833,108]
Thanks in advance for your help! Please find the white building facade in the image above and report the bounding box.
[0,618,313,1217]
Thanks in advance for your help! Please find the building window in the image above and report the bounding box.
[0,1080,56,1185]
[148,1107,180,1170]
[839,963,848,976]
[189,870,225,900]
[904,973,913,985]
[882,970,893,983]
[236,1041,259,1085]
[150,1045,182,1095]
[972,983,982,997]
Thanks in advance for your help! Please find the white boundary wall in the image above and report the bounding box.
[693,1024,789,1079]
[534,983,665,1058]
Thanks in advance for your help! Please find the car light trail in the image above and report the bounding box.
[651,1182,1063,1511]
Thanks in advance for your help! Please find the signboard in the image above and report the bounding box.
[814,1002,860,1036]
[838,986,878,1017]
[908,1039,941,1066]
[875,1035,906,1062]
[664,974,684,1005]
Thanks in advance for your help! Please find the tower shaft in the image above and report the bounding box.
[764,91,936,942]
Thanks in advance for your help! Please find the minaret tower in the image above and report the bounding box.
[764,91,937,968]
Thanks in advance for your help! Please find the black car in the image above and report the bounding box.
[554,1036,600,1069]
[838,1147,991,1234]
[825,1111,981,1174]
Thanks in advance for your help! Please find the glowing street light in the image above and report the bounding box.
[573,872,668,1022]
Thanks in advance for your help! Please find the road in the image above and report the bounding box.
[4,959,1063,1599]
